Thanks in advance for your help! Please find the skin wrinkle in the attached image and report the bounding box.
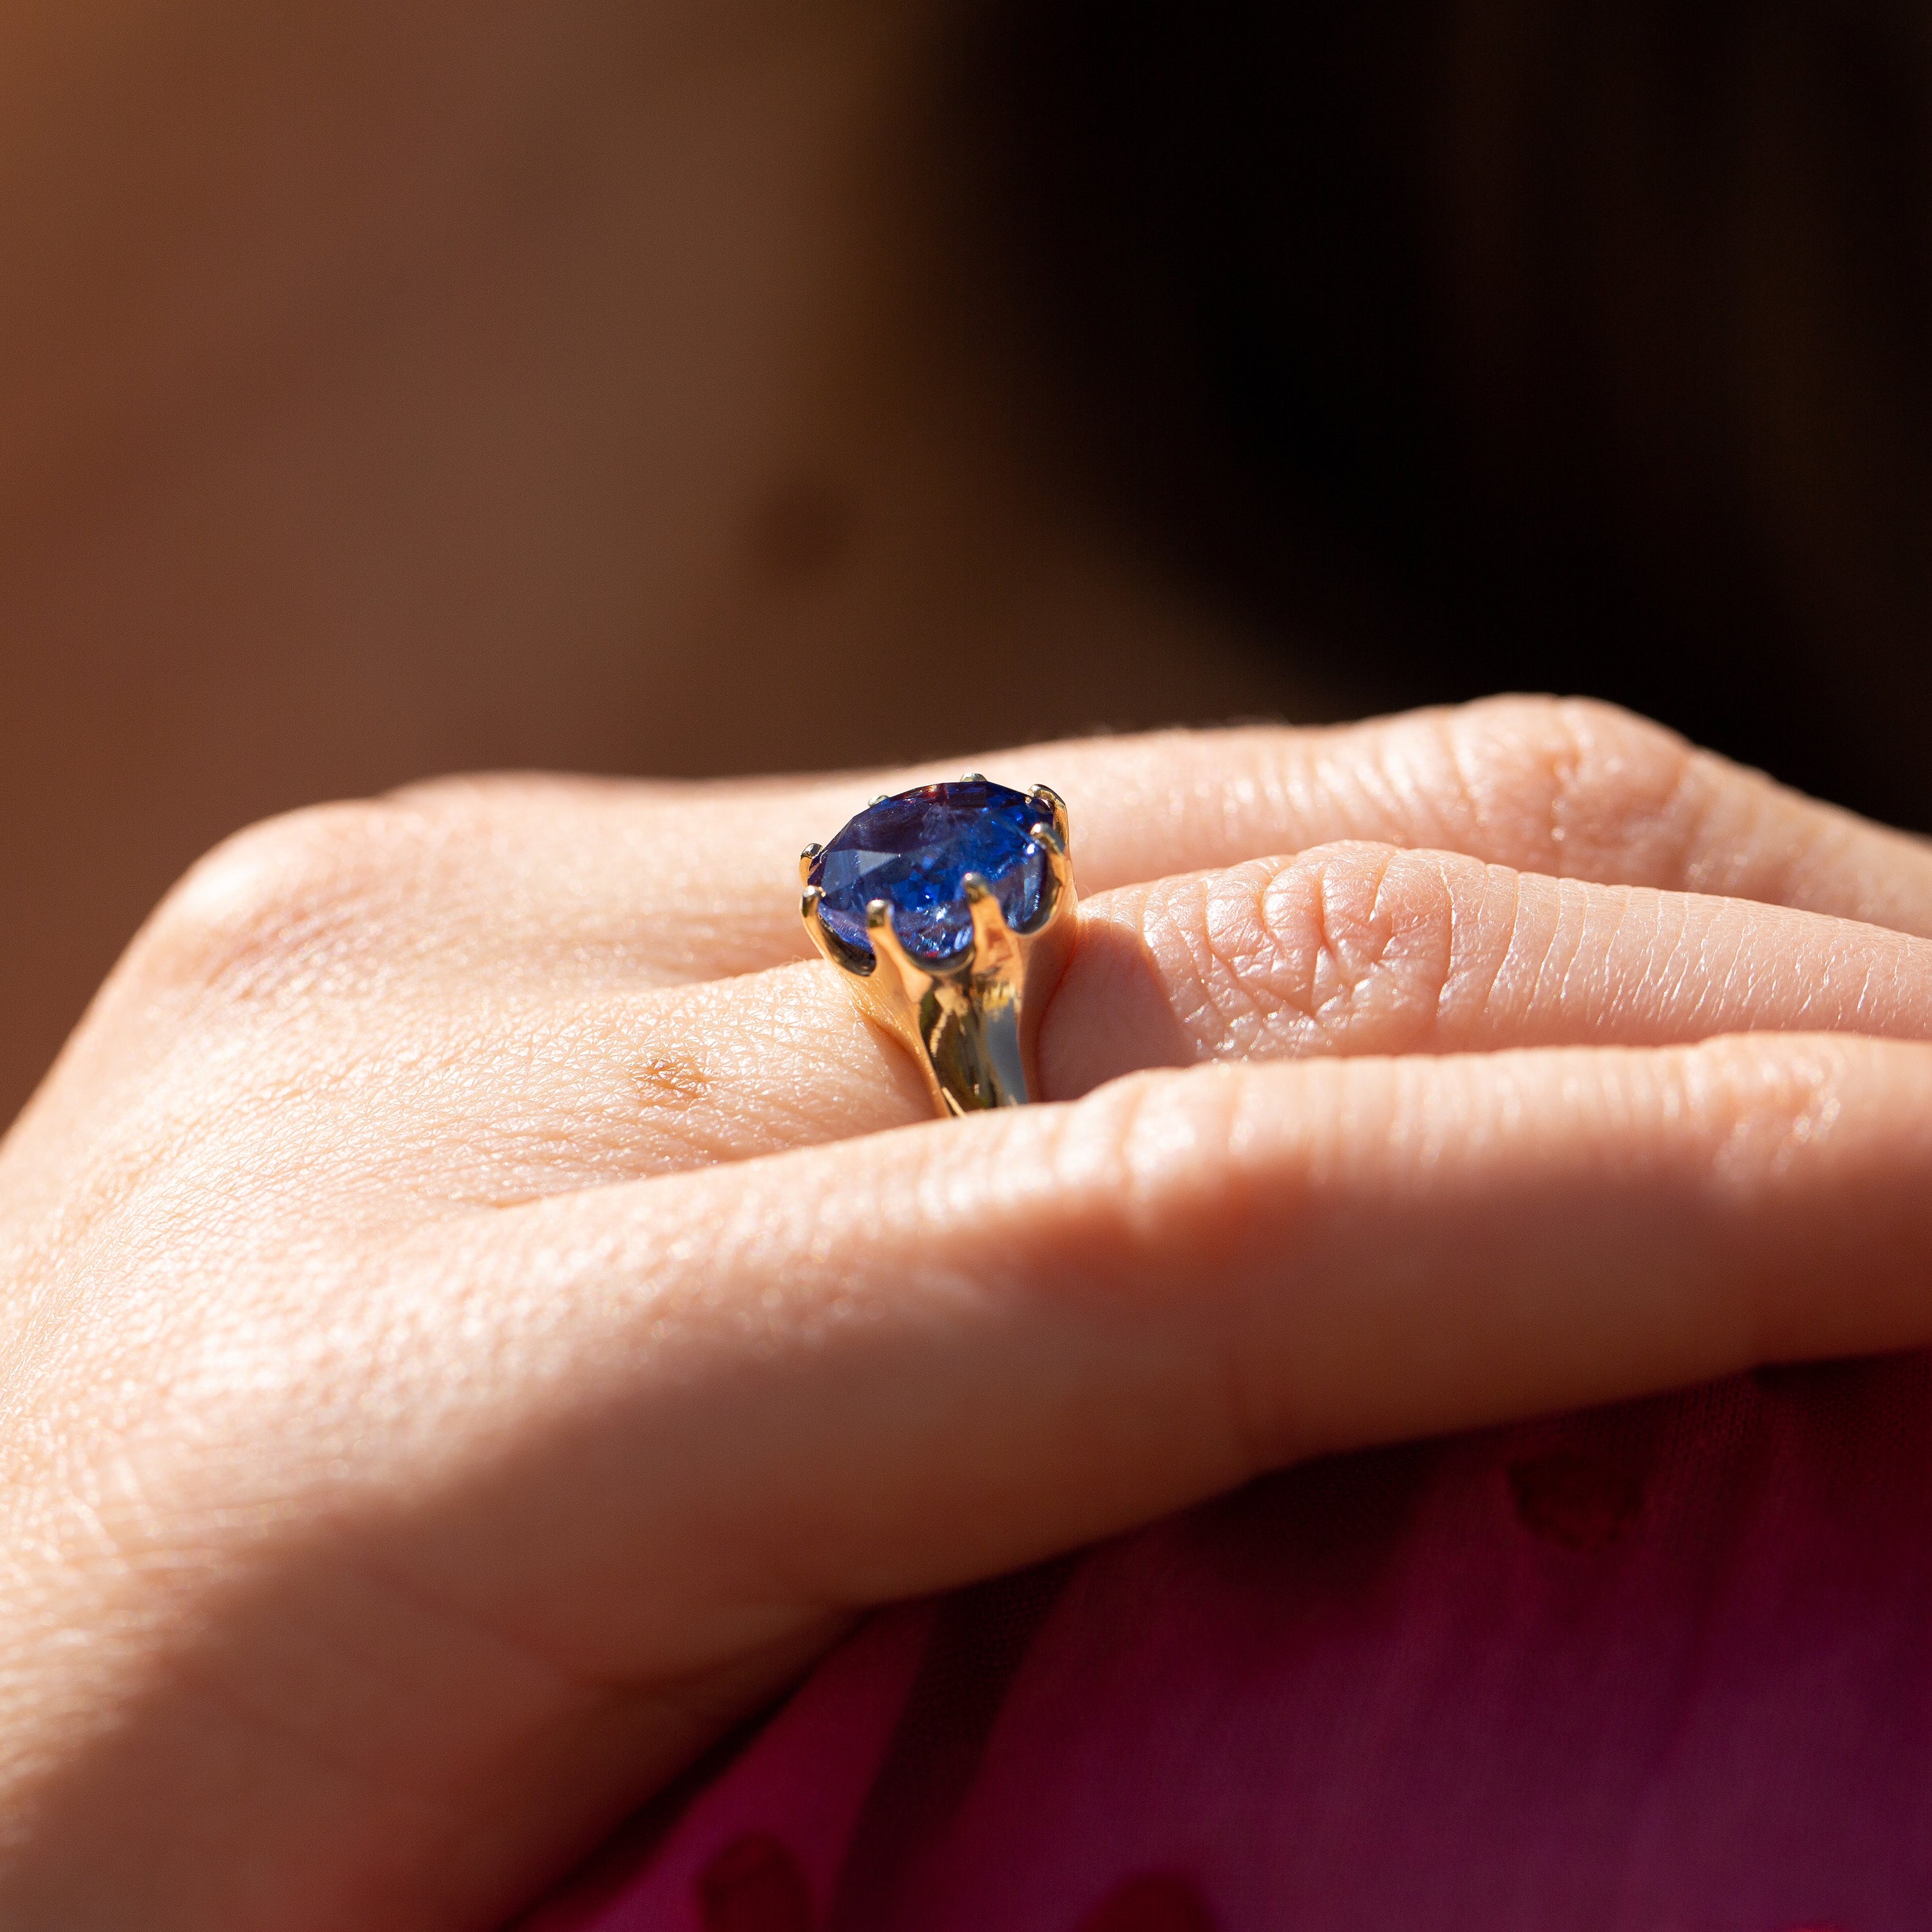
[1465,859,1528,1041]
[1566,876,1615,1030]
[1339,729,1417,849]
[11,1028,1932,1901]
[1638,895,1689,1030]
[1682,900,1725,1029]
[1279,861,1352,1050]
[345,1525,663,1728]
[1683,758,1768,903]
[1210,1065,1359,1474]
[1681,897,1728,1031]
[1279,745,1331,845]
[1198,864,1280,1056]
[1434,844,1471,1034]
[1361,846,1430,1044]
[150,806,460,1009]
[1141,879,1227,1059]
[1611,713,1705,886]
[1039,1072,1318,1492]
[1359,732,1432,846]
[1700,896,1747,1036]
[1143,878,1230,1059]
[1477,863,1542,1039]
[1701,1041,1841,1200]
[1847,942,1889,1032]
[1645,902,1684,1030]
[73,701,1931,1053]
[1628,893,1672,1030]
[1530,707,1604,862]
[1403,728,1466,850]
[1577,878,1623,1030]
[1580,884,1639,1036]
[1703,902,1750,1032]
[1703,902,1759,1032]
[1314,844,1405,1048]
[1442,706,1511,857]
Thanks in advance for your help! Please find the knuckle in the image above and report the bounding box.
[1430,695,1705,882]
[1271,843,1459,1050]
[1045,1065,1243,1244]
[1689,1034,1855,1189]
[1150,843,1462,1056]
[137,801,415,1001]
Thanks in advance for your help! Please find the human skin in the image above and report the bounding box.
[5,695,1932,1928]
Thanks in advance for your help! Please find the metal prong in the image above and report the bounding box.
[1030,783,1069,844]
[803,885,869,977]
[961,871,1014,956]
[961,771,987,784]
[799,841,823,887]
[871,793,891,806]
[1023,820,1075,933]
[866,898,923,983]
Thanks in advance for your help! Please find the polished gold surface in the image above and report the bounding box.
[800,779,1077,1117]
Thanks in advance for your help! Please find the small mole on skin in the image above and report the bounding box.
[636,1050,709,1108]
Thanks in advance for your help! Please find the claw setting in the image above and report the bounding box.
[802,777,1076,1114]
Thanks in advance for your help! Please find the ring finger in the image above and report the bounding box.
[286,838,1932,1201]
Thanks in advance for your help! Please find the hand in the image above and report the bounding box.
[6,697,1932,1931]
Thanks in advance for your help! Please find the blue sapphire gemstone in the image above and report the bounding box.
[809,780,1049,967]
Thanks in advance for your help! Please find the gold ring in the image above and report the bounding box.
[801,777,1077,1116]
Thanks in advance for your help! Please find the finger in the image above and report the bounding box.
[93,828,1932,1220]
[423,836,1932,1190]
[994,694,1932,936]
[187,695,1926,991]
[584,837,1932,1174]
[1043,840,1932,1094]
[395,1032,1932,1688]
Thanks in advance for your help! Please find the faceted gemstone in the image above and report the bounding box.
[808,779,1049,966]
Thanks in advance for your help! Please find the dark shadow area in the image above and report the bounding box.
[962,0,1932,826]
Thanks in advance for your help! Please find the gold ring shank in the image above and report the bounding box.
[801,784,1075,1117]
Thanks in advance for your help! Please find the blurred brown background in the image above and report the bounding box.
[3,0,1928,1128]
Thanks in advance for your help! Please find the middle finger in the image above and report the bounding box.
[402,841,1932,1193]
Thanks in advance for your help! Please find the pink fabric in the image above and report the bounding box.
[524,1355,1932,1930]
